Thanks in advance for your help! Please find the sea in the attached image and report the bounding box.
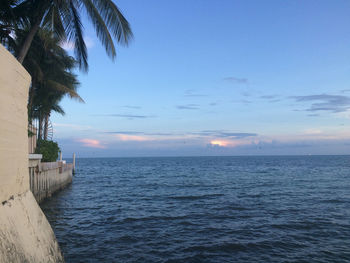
[41,156,350,263]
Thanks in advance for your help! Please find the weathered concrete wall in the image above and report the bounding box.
[0,44,30,202]
[0,44,64,262]
[29,156,73,203]
[0,192,63,263]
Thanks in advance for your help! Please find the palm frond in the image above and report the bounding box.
[82,0,116,58]
[46,79,85,103]
[92,0,133,45]
[50,104,65,115]
[66,1,88,71]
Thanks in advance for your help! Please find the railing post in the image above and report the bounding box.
[73,153,76,175]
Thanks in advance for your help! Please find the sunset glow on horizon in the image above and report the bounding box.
[78,139,105,149]
[210,140,230,147]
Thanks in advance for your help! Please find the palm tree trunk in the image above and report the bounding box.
[17,18,41,63]
[44,113,49,140]
[38,114,43,141]
[28,82,36,123]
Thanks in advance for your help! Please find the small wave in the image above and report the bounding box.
[120,215,189,223]
[182,239,306,254]
[117,234,138,243]
[169,193,224,200]
[177,220,196,226]
[320,199,346,204]
[213,203,248,211]
[182,242,247,253]
[270,221,322,231]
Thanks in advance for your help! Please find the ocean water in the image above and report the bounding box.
[41,156,350,263]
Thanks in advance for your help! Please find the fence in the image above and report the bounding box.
[29,154,73,203]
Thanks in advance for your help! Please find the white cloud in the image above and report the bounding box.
[53,123,92,130]
[303,129,322,135]
[60,40,75,51]
[84,36,95,49]
[60,36,95,51]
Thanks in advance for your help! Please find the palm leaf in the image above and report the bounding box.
[46,79,85,103]
[65,1,88,71]
[93,0,133,45]
[82,0,116,58]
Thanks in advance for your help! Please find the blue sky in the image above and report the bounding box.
[53,0,350,157]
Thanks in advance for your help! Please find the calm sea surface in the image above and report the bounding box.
[41,156,350,262]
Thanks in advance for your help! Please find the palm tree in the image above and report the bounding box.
[9,0,133,71]
[0,0,29,48]
[15,28,83,115]
[16,27,83,139]
[33,88,66,140]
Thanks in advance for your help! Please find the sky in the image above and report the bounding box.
[52,0,350,157]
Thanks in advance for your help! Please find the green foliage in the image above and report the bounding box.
[21,28,83,124]
[28,129,34,137]
[35,140,60,162]
[1,0,133,71]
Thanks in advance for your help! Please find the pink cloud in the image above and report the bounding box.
[114,134,152,142]
[78,139,106,149]
[210,140,231,147]
[210,138,255,148]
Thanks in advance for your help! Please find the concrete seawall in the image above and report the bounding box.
[29,155,73,203]
[0,44,64,262]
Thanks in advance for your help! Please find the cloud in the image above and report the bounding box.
[84,36,95,49]
[122,105,142,109]
[223,77,248,84]
[192,131,258,148]
[259,95,281,103]
[95,114,155,119]
[231,99,252,104]
[103,130,258,141]
[210,140,231,147]
[105,131,143,135]
[60,40,75,51]
[147,132,175,136]
[58,127,350,157]
[53,123,92,130]
[60,36,95,51]
[184,89,207,97]
[105,131,174,136]
[209,139,252,148]
[102,131,187,143]
[99,129,259,148]
[240,91,251,97]
[269,99,281,103]
[78,139,105,149]
[291,94,350,113]
[303,129,322,135]
[114,134,151,142]
[194,130,257,139]
[176,104,199,110]
[260,95,278,99]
